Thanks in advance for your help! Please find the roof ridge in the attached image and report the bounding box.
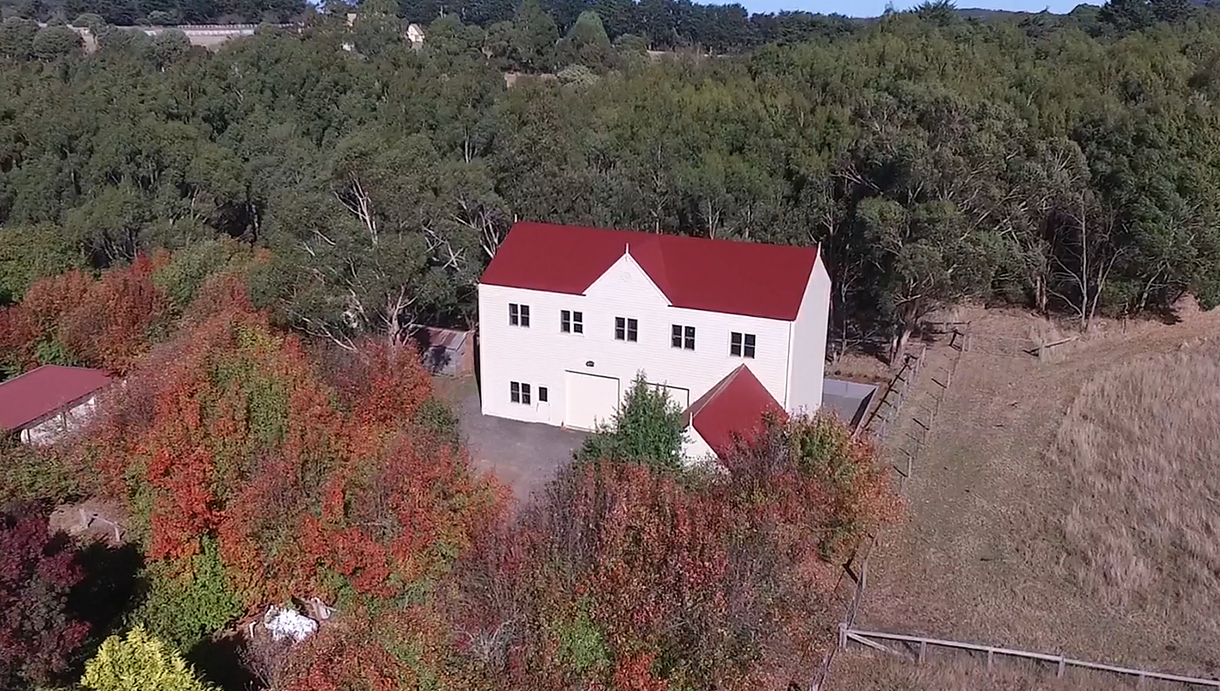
[684,364,748,424]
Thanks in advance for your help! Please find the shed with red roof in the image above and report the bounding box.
[0,365,112,445]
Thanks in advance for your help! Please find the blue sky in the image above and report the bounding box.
[723,0,1095,17]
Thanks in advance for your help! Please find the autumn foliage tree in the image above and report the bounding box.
[69,283,503,625]
[455,412,898,691]
[0,256,167,375]
[0,504,90,689]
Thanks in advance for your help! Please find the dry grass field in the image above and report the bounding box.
[832,650,1188,691]
[830,302,1220,690]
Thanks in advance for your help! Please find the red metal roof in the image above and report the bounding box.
[687,365,785,456]
[480,222,819,321]
[0,365,112,432]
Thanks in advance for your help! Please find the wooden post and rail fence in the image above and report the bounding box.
[840,626,1220,689]
[814,322,1219,691]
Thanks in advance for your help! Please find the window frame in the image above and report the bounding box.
[731,332,756,358]
[510,381,521,403]
[521,383,531,405]
[673,324,695,350]
[573,311,584,334]
[519,304,530,327]
[561,310,571,333]
[615,317,638,342]
[538,386,548,403]
[509,303,519,326]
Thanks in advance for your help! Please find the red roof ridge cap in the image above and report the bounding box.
[685,364,749,425]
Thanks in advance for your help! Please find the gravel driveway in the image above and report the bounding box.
[457,382,588,504]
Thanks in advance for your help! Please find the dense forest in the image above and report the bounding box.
[3,0,1218,358]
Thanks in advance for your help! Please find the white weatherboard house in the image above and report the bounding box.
[477,221,831,460]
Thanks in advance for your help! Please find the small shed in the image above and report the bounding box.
[0,365,113,445]
[410,326,474,377]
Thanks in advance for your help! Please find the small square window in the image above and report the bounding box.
[510,381,520,403]
[615,317,637,342]
[538,386,548,403]
[562,310,584,334]
[673,325,695,350]
[521,383,531,405]
[731,332,756,358]
[509,304,519,326]
[520,305,530,327]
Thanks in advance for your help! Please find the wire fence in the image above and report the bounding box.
[840,627,1220,689]
[810,324,970,691]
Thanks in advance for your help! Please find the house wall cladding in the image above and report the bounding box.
[478,252,796,430]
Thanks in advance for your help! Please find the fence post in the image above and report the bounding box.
[986,649,993,670]
[1057,656,1065,678]
[838,623,847,650]
[918,640,927,665]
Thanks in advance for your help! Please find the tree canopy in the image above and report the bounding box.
[1,1,1217,357]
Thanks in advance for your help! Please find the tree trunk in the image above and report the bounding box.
[888,326,911,366]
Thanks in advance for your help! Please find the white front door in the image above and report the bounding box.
[565,372,620,431]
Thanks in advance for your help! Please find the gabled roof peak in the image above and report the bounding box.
[479,222,818,321]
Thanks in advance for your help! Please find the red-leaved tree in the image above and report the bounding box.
[451,413,898,691]
[0,256,168,374]
[0,504,90,689]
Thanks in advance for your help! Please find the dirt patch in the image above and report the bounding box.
[443,375,587,504]
[843,303,1220,683]
[49,497,128,546]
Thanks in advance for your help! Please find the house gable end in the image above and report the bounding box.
[583,251,672,307]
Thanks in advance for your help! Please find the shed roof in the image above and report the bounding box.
[480,222,818,321]
[686,365,785,456]
[0,365,112,432]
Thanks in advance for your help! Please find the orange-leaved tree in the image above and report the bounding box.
[74,298,504,613]
[459,412,899,691]
[0,256,168,374]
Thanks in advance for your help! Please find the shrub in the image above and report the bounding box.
[0,439,81,506]
[130,537,242,652]
[0,504,89,689]
[81,626,215,691]
[577,373,687,470]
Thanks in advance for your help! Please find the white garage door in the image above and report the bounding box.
[648,383,690,410]
[565,372,620,431]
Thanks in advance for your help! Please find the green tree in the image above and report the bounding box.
[577,373,687,470]
[556,9,611,71]
[129,537,243,652]
[510,0,556,71]
[0,17,38,59]
[0,223,84,305]
[30,24,80,59]
[81,627,216,691]
[71,12,105,31]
